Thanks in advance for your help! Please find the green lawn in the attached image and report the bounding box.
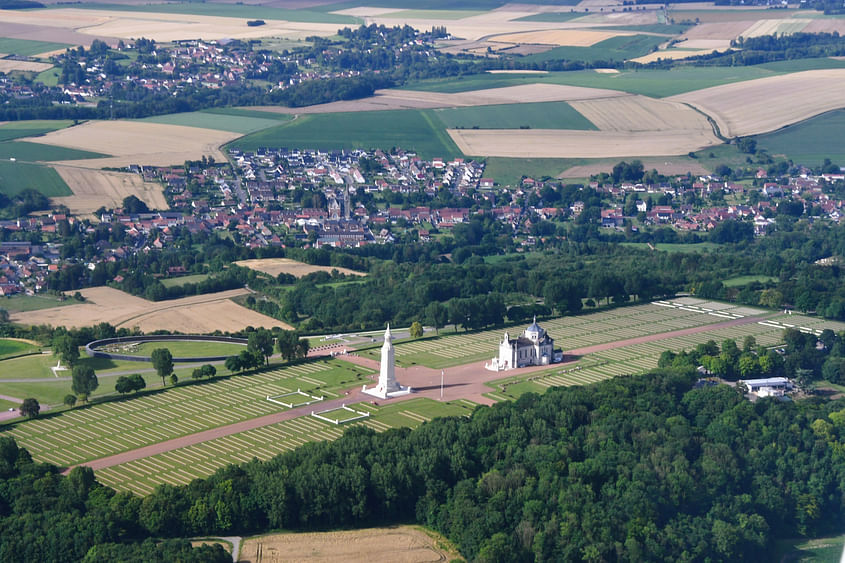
[0,38,71,57]
[116,340,247,358]
[136,111,290,134]
[722,275,778,287]
[755,108,845,166]
[433,101,596,130]
[230,109,464,160]
[774,534,845,563]
[0,120,75,142]
[403,65,792,98]
[0,339,38,359]
[0,160,72,197]
[0,294,74,313]
[523,34,666,63]
[160,273,211,288]
[34,67,60,87]
[0,141,106,162]
[484,156,588,186]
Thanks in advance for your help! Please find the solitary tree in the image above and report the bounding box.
[53,334,79,367]
[151,348,173,387]
[63,394,77,408]
[410,321,423,339]
[19,398,40,419]
[0,308,9,324]
[127,373,146,393]
[71,365,98,403]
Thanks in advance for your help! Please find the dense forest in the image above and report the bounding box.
[3,369,845,561]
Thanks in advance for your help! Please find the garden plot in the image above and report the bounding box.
[4,360,363,467]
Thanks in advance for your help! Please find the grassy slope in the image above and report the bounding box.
[230,109,464,160]
[755,108,845,166]
[523,34,666,64]
[0,294,74,313]
[0,141,106,162]
[0,160,72,197]
[432,101,597,130]
[0,38,70,57]
[136,111,291,134]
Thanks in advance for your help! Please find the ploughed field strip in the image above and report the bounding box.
[389,301,765,367]
[1,359,367,467]
[96,398,477,495]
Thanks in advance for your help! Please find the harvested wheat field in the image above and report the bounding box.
[239,526,459,563]
[11,287,290,332]
[24,120,238,168]
[493,29,626,46]
[740,18,811,38]
[236,258,367,278]
[449,128,719,158]
[0,8,340,42]
[0,60,53,72]
[670,69,845,137]
[255,83,626,114]
[630,49,713,63]
[679,21,755,42]
[50,166,168,215]
[571,95,713,132]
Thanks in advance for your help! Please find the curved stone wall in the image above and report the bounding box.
[85,335,249,363]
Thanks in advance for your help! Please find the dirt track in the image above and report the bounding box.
[72,313,766,474]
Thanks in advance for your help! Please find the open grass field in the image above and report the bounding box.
[104,340,247,359]
[25,120,240,169]
[1,358,372,469]
[774,534,845,563]
[160,274,211,288]
[0,160,72,197]
[236,258,366,278]
[10,286,290,332]
[0,141,105,162]
[559,156,710,179]
[0,120,74,143]
[483,156,587,186]
[0,38,70,57]
[433,101,597,130]
[50,166,168,215]
[0,294,74,313]
[755,109,845,166]
[670,69,845,137]
[1,8,344,43]
[723,275,778,287]
[523,34,666,63]
[230,110,463,160]
[620,241,723,253]
[238,526,461,563]
[137,110,291,134]
[0,338,38,360]
[93,396,475,494]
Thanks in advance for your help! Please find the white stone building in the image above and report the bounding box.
[487,317,556,371]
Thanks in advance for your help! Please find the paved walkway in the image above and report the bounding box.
[69,313,769,474]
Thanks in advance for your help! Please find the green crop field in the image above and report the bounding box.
[0,339,37,359]
[230,109,463,160]
[433,101,596,130]
[403,65,794,98]
[514,12,587,22]
[95,397,476,494]
[0,294,74,313]
[64,2,360,24]
[108,340,247,358]
[0,141,106,162]
[160,273,211,288]
[756,57,845,73]
[483,156,587,186]
[591,24,693,34]
[388,9,484,19]
[0,121,74,142]
[0,38,70,57]
[137,111,290,134]
[755,109,845,167]
[1,358,373,467]
[523,35,666,64]
[0,160,72,197]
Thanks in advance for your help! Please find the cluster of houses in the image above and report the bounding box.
[0,241,62,296]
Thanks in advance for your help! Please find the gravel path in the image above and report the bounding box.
[68,313,770,474]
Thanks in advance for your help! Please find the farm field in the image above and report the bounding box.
[559,156,710,180]
[229,110,463,160]
[0,60,53,73]
[0,160,71,198]
[723,275,779,287]
[10,286,290,332]
[0,294,74,313]
[0,141,105,162]
[0,338,38,360]
[670,69,845,137]
[522,35,667,63]
[1,358,372,469]
[94,396,475,494]
[137,110,291,134]
[66,2,360,24]
[23,120,240,169]
[235,258,367,278]
[360,301,768,370]
[448,127,719,159]
[432,101,597,130]
[0,120,74,142]
[755,108,845,166]
[50,166,168,215]
[0,38,70,57]
[160,274,211,288]
[0,8,344,43]
[237,526,461,563]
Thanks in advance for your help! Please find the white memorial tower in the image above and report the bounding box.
[363,325,412,399]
